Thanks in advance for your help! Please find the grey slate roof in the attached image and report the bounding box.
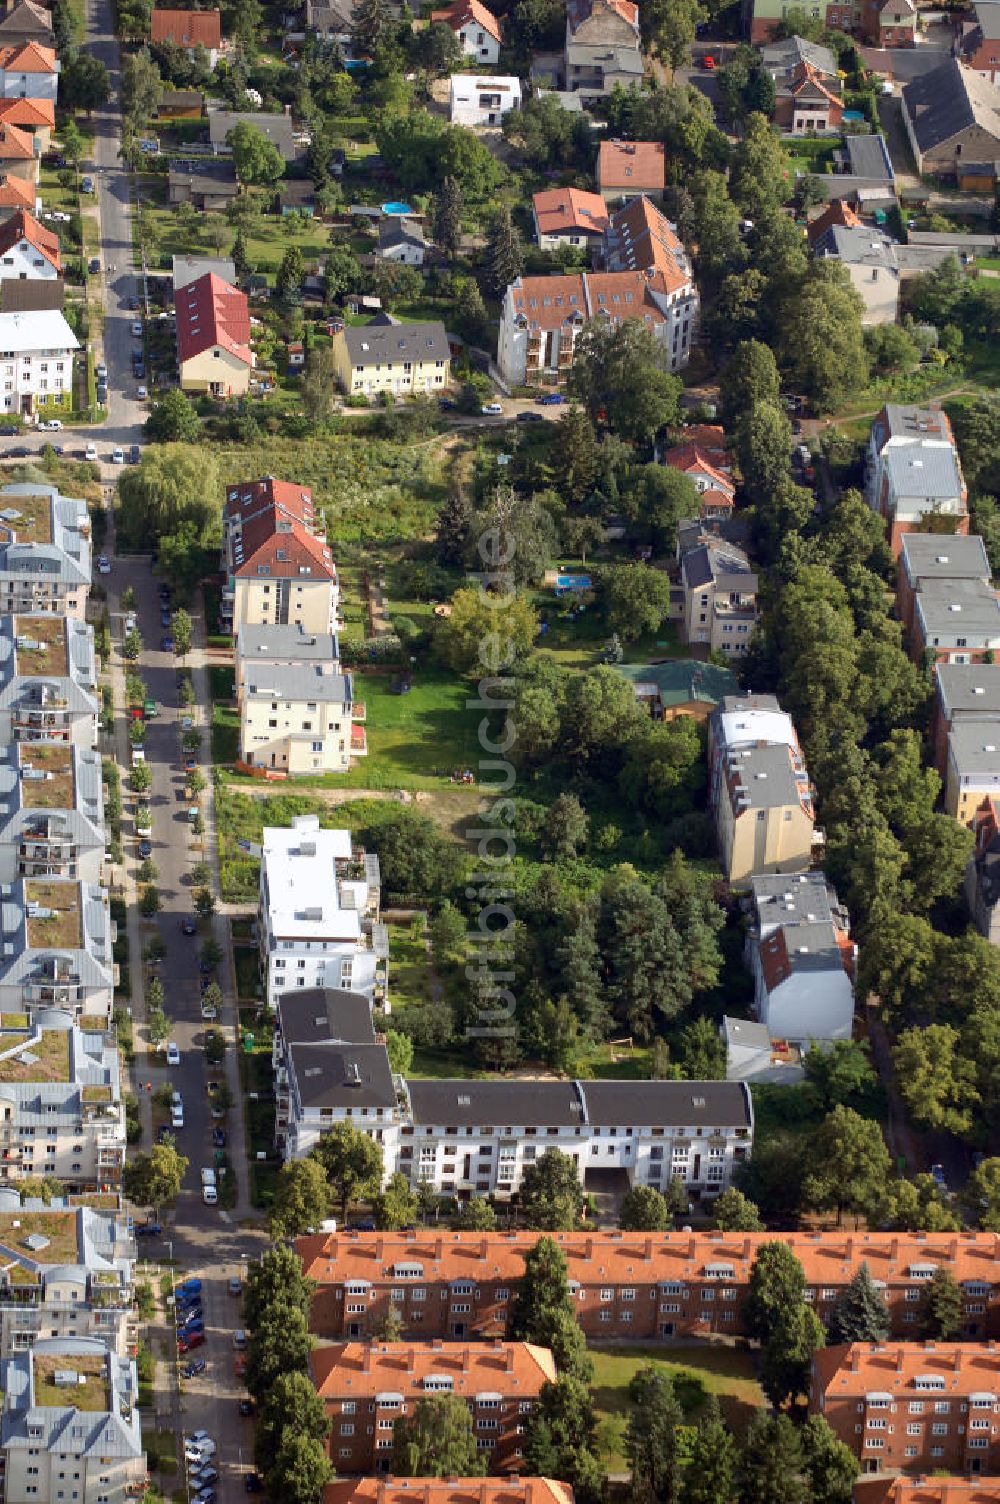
[884,443,964,498]
[815,223,898,269]
[761,34,837,76]
[900,531,991,583]
[844,133,894,181]
[378,217,425,252]
[168,159,239,199]
[407,1078,586,1128]
[937,663,1000,718]
[289,1040,395,1111]
[750,871,839,931]
[681,542,757,594]
[948,717,1000,774]
[771,919,846,977]
[723,1015,773,1052]
[342,317,450,370]
[726,744,804,811]
[172,254,236,292]
[237,623,339,664]
[275,987,375,1046]
[579,1079,752,1128]
[1,1337,142,1459]
[0,485,90,588]
[244,663,352,705]
[903,58,1000,155]
[208,109,297,160]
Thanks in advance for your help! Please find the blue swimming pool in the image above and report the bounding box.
[381,201,414,215]
[555,573,592,593]
[842,110,864,122]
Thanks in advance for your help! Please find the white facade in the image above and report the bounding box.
[0,61,58,103]
[239,665,354,775]
[0,311,76,417]
[745,872,855,1047]
[0,232,57,281]
[0,616,98,749]
[258,816,385,1009]
[453,16,500,62]
[449,75,521,126]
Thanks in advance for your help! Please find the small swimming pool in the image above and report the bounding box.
[842,110,864,122]
[345,58,370,71]
[381,201,413,215]
[555,573,592,593]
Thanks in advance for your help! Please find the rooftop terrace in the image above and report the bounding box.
[0,493,52,548]
[0,1208,78,1265]
[33,1349,108,1411]
[0,1028,69,1083]
[24,880,81,949]
[18,742,72,807]
[12,616,67,679]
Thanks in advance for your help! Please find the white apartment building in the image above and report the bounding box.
[273,989,754,1201]
[221,478,339,637]
[430,0,502,64]
[258,816,385,1010]
[449,74,521,126]
[235,622,339,696]
[239,663,355,775]
[0,1337,146,1504]
[0,615,98,748]
[0,878,116,1020]
[0,740,105,886]
[0,484,91,621]
[0,312,77,418]
[0,1192,135,1357]
[745,872,856,1046]
[0,1011,125,1189]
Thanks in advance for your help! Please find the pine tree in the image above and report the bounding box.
[680,1396,737,1504]
[351,0,392,56]
[828,1262,890,1345]
[626,1368,682,1504]
[919,1265,964,1339]
[232,228,249,284]
[432,176,464,257]
[739,1414,809,1504]
[485,204,524,298]
[434,484,472,567]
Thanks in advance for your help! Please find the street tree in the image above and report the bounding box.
[171,608,192,658]
[733,399,792,504]
[311,1121,383,1217]
[918,1266,964,1339]
[265,1432,333,1504]
[828,1263,890,1345]
[256,1371,330,1474]
[60,50,110,110]
[892,1024,980,1136]
[966,1157,1000,1231]
[392,1393,484,1476]
[711,1187,763,1232]
[122,1144,188,1211]
[244,1244,312,1330]
[194,889,216,919]
[619,1185,669,1231]
[520,1148,586,1230]
[121,47,162,123]
[882,1173,960,1233]
[729,112,791,220]
[245,1304,313,1397]
[373,1172,419,1230]
[625,1367,682,1504]
[570,319,681,445]
[270,1156,332,1238]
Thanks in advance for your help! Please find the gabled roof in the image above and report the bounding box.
[0,210,60,273]
[598,139,666,191]
[0,1,53,41]
[567,0,639,38]
[603,195,694,291]
[340,315,450,369]
[903,58,1000,155]
[0,39,55,69]
[150,7,221,46]
[430,0,501,42]
[664,444,735,497]
[808,199,863,248]
[507,268,684,333]
[378,216,425,251]
[0,97,54,127]
[0,174,34,210]
[325,1482,573,1504]
[788,62,843,108]
[0,122,35,160]
[225,477,334,583]
[532,187,609,237]
[761,34,837,77]
[311,1342,557,1400]
[175,271,250,366]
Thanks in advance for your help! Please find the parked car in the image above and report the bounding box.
[517,411,543,423]
[166,1042,180,1066]
[182,1360,207,1378]
[181,917,197,936]
[537,393,564,405]
[97,555,111,574]
[161,636,175,651]
[177,1332,205,1353]
[88,256,99,273]
[244,1475,263,1494]
[81,176,94,192]
[85,443,98,461]
[134,1222,162,1238]
[228,1277,242,1297]
[177,1279,202,1298]
[131,321,143,337]
[213,1128,227,1148]
[39,419,62,431]
[137,385,148,399]
[130,444,141,463]
[112,447,125,464]
[138,840,152,859]
[480,402,503,416]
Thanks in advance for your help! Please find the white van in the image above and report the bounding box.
[202,1184,217,1205]
[171,1104,184,1129]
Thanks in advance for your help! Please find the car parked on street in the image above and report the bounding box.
[177,1332,205,1353]
[97,555,111,574]
[182,1360,207,1378]
[166,1042,180,1066]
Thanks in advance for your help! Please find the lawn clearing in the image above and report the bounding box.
[590,1344,764,1471]
[339,671,476,790]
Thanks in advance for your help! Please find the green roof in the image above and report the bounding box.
[615,659,738,708]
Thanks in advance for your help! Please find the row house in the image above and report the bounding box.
[933,665,1000,777]
[0,615,98,749]
[912,580,1000,669]
[325,1481,573,1504]
[239,662,355,776]
[675,531,757,657]
[0,483,89,618]
[0,1191,135,1357]
[866,404,968,556]
[0,740,104,885]
[222,476,338,635]
[945,719,1000,824]
[897,534,991,638]
[300,1230,1000,1347]
[745,872,855,1046]
[967,796,1000,947]
[259,817,384,1010]
[707,694,817,885]
[0,1011,125,1190]
[812,1342,1000,1477]
[0,1336,146,1504]
[0,877,115,1020]
[855,1479,1000,1504]
[310,1342,556,1475]
[330,315,451,401]
[497,263,697,388]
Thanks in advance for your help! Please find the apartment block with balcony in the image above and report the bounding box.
[0,484,90,621]
[913,580,1000,669]
[0,740,105,885]
[239,662,355,775]
[0,1190,135,1357]
[0,1011,124,1189]
[0,878,115,1020]
[234,622,340,696]
[0,615,97,749]
[707,694,817,885]
[676,532,758,657]
[812,1341,1000,1476]
[865,403,968,556]
[259,816,385,1010]
[311,1342,556,1475]
[221,477,338,635]
[299,1229,1000,1346]
[0,1336,146,1504]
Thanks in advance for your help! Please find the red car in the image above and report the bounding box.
[234,1354,247,1377]
[701,53,716,68]
[178,1332,205,1353]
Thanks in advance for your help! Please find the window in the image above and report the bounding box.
[931,1423,948,1436]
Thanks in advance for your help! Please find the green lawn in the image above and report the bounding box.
[140,202,334,278]
[340,671,477,790]
[388,923,434,1010]
[590,1345,765,1472]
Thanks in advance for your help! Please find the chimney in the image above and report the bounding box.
[845,1237,853,1263]
[890,1237,899,1260]
[408,1349,416,1372]
[376,1237,384,1261]
[849,1348,861,1372]
[585,1237,593,1259]
[436,1237,443,1259]
[644,1238,653,1262]
[363,1347,372,1373]
[507,1347,515,1372]
[897,1350,906,1372]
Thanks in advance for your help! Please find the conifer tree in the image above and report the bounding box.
[485,204,524,297]
[828,1262,890,1345]
[432,176,464,257]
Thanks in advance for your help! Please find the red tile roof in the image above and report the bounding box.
[0,40,55,69]
[856,1481,1000,1504]
[532,187,609,238]
[225,477,315,528]
[597,140,666,192]
[0,208,60,272]
[508,269,681,334]
[790,61,843,109]
[175,271,250,366]
[0,122,34,160]
[311,1342,556,1400]
[0,173,33,208]
[814,1342,1000,1403]
[664,444,735,496]
[150,7,221,47]
[224,477,334,583]
[326,1483,572,1504]
[807,198,862,246]
[430,0,501,41]
[0,97,53,127]
[568,0,639,30]
[605,196,693,291]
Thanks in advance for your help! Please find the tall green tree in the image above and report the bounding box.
[244,1244,313,1331]
[803,1106,891,1225]
[800,1415,859,1504]
[524,1377,603,1503]
[680,1396,737,1504]
[828,1264,890,1346]
[352,0,394,55]
[432,175,464,256]
[519,1148,586,1230]
[743,1242,807,1344]
[918,1266,964,1339]
[760,1301,825,1410]
[711,1188,763,1232]
[620,1185,669,1231]
[227,121,285,185]
[391,1393,484,1476]
[739,1414,809,1504]
[311,1122,383,1218]
[270,1157,332,1238]
[892,1024,980,1136]
[485,205,524,297]
[265,1433,333,1504]
[626,1368,683,1504]
[570,320,681,445]
[122,1144,188,1210]
[256,1371,330,1475]
[245,1304,313,1398]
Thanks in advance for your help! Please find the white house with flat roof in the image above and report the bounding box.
[449,74,521,126]
[258,815,385,1009]
[0,311,77,418]
[239,663,354,776]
